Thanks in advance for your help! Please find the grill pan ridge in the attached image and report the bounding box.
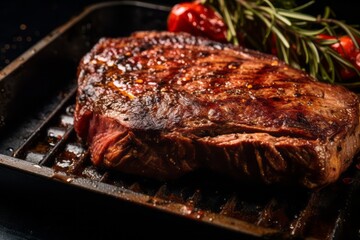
[0,1,360,239]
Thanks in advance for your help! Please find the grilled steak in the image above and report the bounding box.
[74,31,360,189]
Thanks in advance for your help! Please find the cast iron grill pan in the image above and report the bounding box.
[0,2,360,239]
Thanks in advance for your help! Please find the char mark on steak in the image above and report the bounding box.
[74,31,360,189]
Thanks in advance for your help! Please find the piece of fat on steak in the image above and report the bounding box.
[74,31,360,189]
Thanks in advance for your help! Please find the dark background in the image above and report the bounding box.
[0,1,358,239]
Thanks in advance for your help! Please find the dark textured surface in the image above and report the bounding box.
[0,1,90,69]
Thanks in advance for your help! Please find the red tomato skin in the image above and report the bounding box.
[167,2,227,42]
[317,34,360,79]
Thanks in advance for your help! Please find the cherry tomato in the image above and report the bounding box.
[340,48,360,79]
[317,34,360,79]
[167,2,227,42]
[332,36,356,58]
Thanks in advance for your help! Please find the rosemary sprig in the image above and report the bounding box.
[202,0,360,86]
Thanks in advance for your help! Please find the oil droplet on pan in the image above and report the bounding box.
[6,147,13,153]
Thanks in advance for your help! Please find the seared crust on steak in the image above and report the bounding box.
[74,31,360,189]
